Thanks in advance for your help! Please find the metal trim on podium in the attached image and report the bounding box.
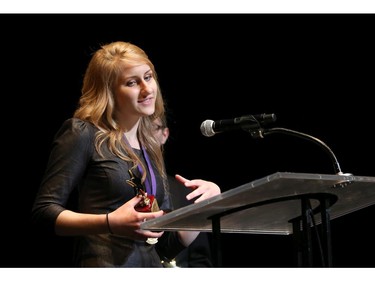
[141,172,375,267]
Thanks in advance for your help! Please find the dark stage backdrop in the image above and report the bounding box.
[2,14,375,267]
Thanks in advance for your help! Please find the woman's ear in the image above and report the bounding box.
[161,127,170,145]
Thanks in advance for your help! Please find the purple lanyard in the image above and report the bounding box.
[123,134,156,196]
[138,147,157,196]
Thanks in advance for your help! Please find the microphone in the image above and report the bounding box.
[200,113,277,137]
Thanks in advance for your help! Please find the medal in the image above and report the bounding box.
[146,238,158,245]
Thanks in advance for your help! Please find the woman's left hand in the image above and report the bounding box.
[174,174,221,203]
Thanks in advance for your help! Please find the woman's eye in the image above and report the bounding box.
[127,80,136,87]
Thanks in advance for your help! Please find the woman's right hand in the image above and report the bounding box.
[107,196,164,241]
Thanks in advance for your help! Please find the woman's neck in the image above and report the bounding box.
[122,119,141,149]
[124,131,140,149]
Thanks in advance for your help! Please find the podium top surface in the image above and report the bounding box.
[141,172,375,235]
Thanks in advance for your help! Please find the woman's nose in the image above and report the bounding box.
[140,80,152,94]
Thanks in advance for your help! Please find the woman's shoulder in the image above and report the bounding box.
[55,118,98,141]
[49,118,98,160]
[63,118,96,130]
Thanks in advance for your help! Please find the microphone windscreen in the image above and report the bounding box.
[200,120,215,137]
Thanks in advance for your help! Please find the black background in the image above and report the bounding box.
[1,13,375,267]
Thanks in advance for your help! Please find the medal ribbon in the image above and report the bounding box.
[123,134,156,196]
[138,147,156,196]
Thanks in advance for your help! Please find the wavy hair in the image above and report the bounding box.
[74,41,166,182]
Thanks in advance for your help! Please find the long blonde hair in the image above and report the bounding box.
[74,41,166,182]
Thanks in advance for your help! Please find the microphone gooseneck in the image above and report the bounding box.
[263,127,344,175]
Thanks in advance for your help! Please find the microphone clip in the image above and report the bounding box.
[249,127,265,139]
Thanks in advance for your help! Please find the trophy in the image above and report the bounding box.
[126,169,159,244]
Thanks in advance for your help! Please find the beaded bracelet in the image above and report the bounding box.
[106,212,114,234]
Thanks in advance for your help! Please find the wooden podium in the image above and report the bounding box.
[141,172,375,267]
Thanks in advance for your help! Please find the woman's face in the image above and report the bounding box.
[114,63,158,121]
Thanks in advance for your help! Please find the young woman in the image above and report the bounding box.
[32,41,221,267]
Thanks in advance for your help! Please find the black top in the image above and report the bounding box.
[32,118,185,267]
